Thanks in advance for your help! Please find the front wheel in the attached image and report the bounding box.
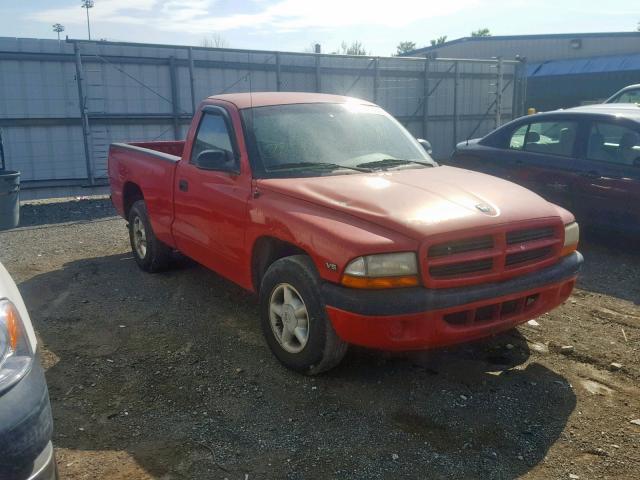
[128,200,171,272]
[259,255,348,375]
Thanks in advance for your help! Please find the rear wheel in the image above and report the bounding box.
[128,200,171,272]
[260,255,348,375]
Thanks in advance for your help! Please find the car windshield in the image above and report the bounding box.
[242,102,435,177]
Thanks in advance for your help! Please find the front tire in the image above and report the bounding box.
[128,200,171,272]
[259,255,348,375]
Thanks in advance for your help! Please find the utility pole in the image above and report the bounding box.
[81,0,94,40]
[52,23,65,43]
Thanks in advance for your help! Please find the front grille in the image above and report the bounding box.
[506,246,553,267]
[507,227,555,244]
[443,293,541,326]
[424,222,562,287]
[430,258,493,278]
[429,235,494,258]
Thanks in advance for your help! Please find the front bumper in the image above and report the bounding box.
[0,359,56,479]
[322,251,582,350]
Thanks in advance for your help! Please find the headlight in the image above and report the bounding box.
[561,222,579,256]
[342,252,419,289]
[0,299,34,393]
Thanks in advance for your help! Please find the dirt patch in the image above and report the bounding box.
[1,197,639,479]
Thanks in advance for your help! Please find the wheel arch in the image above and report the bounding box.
[122,182,144,219]
[251,236,314,293]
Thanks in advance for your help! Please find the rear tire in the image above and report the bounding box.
[128,200,171,272]
[259,255,348,375]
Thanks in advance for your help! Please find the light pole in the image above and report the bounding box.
[81,0,94,40]
[52,23,65,43]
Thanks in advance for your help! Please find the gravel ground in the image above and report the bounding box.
[1,197,639,479]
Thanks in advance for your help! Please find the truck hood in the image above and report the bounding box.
[257,166,562,240]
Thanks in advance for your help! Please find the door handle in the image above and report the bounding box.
[179,179,188,192]
[580,170,600,179]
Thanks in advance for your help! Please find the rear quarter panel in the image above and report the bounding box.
[108,144,179,247]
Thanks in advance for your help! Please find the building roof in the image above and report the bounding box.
[207,92,375,109]
[407,31,640,56]
[526,53,640,77]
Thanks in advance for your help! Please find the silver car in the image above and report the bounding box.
[0,261,57,479]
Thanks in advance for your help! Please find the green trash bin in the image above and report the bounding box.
[0,170,20,230]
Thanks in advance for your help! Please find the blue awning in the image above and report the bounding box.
[527,53,640,77]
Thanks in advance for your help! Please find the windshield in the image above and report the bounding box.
[241,102,435,177]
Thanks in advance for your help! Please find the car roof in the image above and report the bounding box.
[516,104,640,123]
[564,103,640,120]
[206,92,376,109]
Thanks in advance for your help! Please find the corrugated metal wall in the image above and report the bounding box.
[410,33,640,63]
[0,37,524,186]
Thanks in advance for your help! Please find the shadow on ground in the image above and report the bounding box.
[576,229,640,304]
[19,198,116,228]
[22,253,576,479]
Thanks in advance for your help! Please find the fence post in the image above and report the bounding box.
[373,57,380,103]
[422,57,430,140]
[452,60,459,150]
[495,57,503,128]
[168,56,181,140]
[73,42,94,185]
[188,47,196,114]
[519,58,528,116]
[276,52,282,92]
[315,55,321,92]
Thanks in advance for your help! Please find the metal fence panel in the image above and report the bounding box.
[0,37,524,185]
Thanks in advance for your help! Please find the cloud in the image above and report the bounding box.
[30,0,478,34]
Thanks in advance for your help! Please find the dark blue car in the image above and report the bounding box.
[449,104,640,235]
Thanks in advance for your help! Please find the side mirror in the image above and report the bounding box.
[195,149,237,172]
[417,138,433,155]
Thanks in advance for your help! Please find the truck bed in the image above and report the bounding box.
[108,141,183,248]
[128,140,185,158]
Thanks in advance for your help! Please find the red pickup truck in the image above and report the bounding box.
[109,92,582,374]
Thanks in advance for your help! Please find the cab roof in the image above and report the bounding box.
[206,92,376,109]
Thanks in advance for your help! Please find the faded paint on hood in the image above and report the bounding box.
[258,166,561,240]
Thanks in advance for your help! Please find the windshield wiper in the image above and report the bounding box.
[267,162,372,173]
[356,158,435,170]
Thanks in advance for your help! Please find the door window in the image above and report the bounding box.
[191,113,234,164]
[587,122,640,167]
[508,125,528,150]
[508,121,577,157]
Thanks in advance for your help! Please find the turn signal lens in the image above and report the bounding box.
[342,274,420,289]
[342,252,420,289]
[0,300,34,393]
[6,305,19,350]
[561,222,579,256]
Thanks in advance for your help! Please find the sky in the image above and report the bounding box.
[1,0,637,55]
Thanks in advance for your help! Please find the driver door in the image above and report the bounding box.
[172,106,252,282]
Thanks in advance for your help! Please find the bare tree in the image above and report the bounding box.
[332,41,369,56]
[201,33,229,48]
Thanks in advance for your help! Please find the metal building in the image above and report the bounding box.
[408,32,640,112]
[407,32,640,63]
[0,37,526,196]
